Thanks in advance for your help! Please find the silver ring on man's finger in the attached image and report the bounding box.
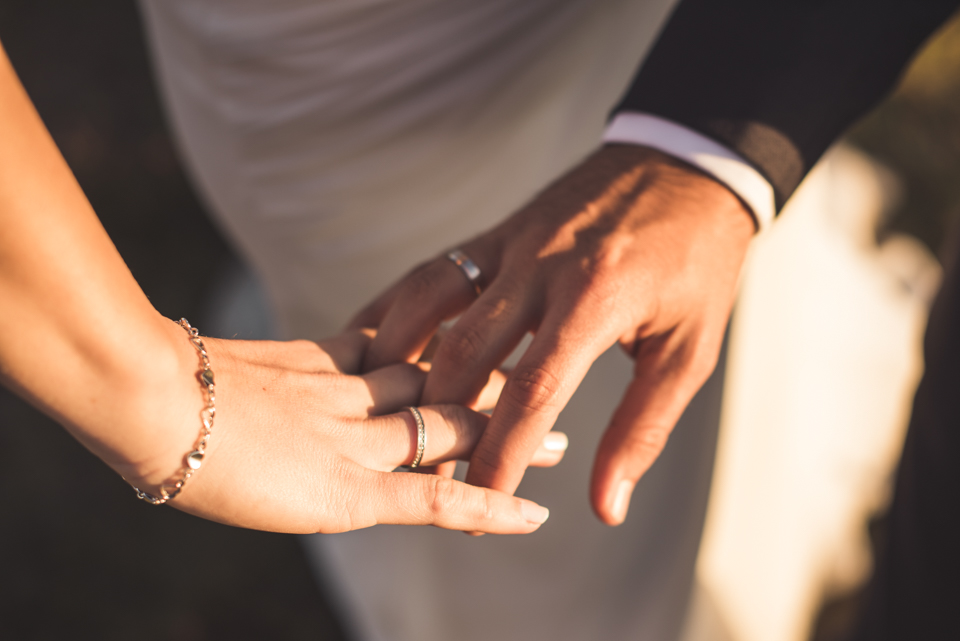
[404,406,427,468]
[446,249,483,296]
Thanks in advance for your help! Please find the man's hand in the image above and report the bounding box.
[353,144,755,525]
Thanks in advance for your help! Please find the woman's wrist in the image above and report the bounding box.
[101,316,210,491]
[0,42,210,490]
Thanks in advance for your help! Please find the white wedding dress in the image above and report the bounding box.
[137,2,939,640]
[136,2,728,640]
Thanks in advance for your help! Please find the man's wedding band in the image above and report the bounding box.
[446,249,483,296]
[405,406,427,468]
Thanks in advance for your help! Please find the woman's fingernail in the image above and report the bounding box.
[521,501,550,525]
[611,479,634,525]
[542,432,569,452]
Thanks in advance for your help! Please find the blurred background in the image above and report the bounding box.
[0,2,346,639]
[0,2,957,640]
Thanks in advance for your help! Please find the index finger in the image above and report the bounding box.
[464,312,609,494]
[361,256,483,372]
[367,472,550,533]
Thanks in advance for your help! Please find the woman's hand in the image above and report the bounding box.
[0,43,559,536]
[122,325,563,534]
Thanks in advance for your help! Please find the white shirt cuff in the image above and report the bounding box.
[603,112,775,232]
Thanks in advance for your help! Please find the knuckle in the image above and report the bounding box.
[503,365,563,414]
[582,248,621,283]
[577,262,623,313]
[623,425,672,462]
[304,372,357,413]
[547,267,624,335]
[686,353,719,390]
[675,330,724,390]
[644,326,723,392]
[638,425,671,452]
[578,285,620,325]
[426,477,493,525]
[435,324,488,371]
[469,439,507,476]
[325,416,360,447]
[323,371,357,397]
[478,491,494,524]
[434,404,469,441]
[314,463,362,533]
[271,368,312,398]
[427,477,461,518]
[403,263,445,303]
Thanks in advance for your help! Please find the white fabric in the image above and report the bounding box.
[604,112,776,230]
[681,146,937,641]
[136,3,938,640]
[138,2,724,641]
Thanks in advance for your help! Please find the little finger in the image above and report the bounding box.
[590,327,725,525]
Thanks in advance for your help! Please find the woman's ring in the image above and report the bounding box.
[446,249,483,296]
[405,406,427,468]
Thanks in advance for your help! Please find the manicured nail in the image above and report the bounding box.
[542,432,569,452]
[521,501,550,525]
[611,479,634,525]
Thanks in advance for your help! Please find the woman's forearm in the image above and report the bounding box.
[0,41,197,481]
[0,40,557,534]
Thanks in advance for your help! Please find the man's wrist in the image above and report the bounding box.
[603,112,775,232]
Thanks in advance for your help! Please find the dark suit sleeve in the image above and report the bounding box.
[615,0,960,211]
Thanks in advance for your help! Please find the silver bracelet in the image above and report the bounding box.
[129,318,215,505]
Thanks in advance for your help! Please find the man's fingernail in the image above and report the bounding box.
[611,479,634,525]
[521,501,550,525]
[542,432,569,452]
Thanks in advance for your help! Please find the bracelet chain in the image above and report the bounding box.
[128,318,215,505]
